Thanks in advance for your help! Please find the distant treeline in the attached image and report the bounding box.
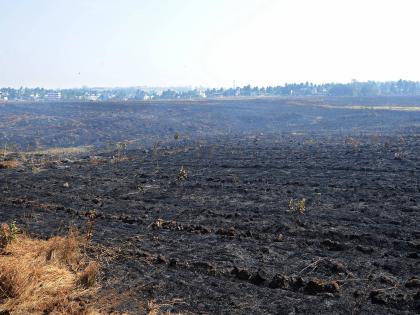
[1,80,420,101]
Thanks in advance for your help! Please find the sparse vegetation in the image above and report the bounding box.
[394,152,404,160]
[177,166,188,181]
[0,221,19,248]
[85,210,97,242]
[78,261,99,288]
[288,198,306,215]
[345,137,361,148]
[25,146,93,156]
[112,141,128,163]
[0,160,20,169]
[146,298,185,315]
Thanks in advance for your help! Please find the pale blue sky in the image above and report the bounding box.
[1,0,420,88]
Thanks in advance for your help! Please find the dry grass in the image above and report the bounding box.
[177,166,188,181]
[345,137,361,147]
[89,156,107,165]
[321,104,420,111]
[24,146,94,156]
[0,149,11,156]
[0,229,99,314]
[288,198,306,214]
[146,299,185,315]
[1,146,93,158]
[0,160,20,169]
[110,156,129,164]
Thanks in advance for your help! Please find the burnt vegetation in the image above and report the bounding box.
[0,97,420,314]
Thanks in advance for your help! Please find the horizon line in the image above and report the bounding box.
[1,79,419,90]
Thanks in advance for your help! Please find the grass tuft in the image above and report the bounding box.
[0,160,20,169]
[0,228,99,314]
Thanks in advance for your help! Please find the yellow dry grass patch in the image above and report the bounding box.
[1,146,93,157]
[0,160,20,169]
[24,146,94,156]
[0,231,99,315]
[0,149,11,156]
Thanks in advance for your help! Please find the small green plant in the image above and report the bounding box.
[10,221,19,237]
[288,198,306,214]
[177,166,188,181]
[0,221,19,248]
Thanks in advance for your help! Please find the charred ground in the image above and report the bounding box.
[1,97,419,314]
[2,96,420,149]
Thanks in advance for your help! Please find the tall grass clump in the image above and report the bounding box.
[0,224,99,314]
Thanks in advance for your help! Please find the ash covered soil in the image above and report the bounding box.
[1,98,420,314]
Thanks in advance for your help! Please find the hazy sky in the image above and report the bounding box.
[1,0,420,88]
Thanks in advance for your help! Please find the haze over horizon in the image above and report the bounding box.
[1,0,420,89]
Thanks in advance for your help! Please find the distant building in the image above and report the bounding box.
[198,90,206,98]
[44,91,62,101]
[86,94,99,101]
[0,92,7,102]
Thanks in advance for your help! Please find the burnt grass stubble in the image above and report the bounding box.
[0,97,420,314]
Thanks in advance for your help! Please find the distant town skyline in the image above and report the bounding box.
[2,80,420,103]
[1,0,420,88]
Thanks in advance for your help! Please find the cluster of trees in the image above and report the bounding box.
[1,80,420,101]
[203,80,420,98]
[139,80,420,99]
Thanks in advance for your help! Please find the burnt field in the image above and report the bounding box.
[1,97,420,314]
[2,96,420,149]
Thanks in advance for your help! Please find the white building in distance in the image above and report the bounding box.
[44,91,62,101]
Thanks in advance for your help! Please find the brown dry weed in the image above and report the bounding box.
[0,230,99,314]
